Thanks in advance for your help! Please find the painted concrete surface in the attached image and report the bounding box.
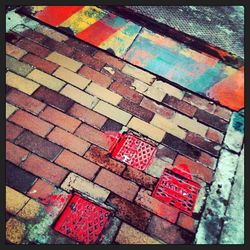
[19,6,244,111]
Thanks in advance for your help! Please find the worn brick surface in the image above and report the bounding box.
[47,127,90,156]
[95,169,139,201]
[206,127,224,144]
[6,55,33,76]
[33,86,74,112]
[106,68,134,85]
[95,51,125,69]
[156,145,177,162]
[36,25,69,42]
[177,213,198,233]
[214,106,232,121]
[198,152,217,169]
[23,154,68,185]
[20,28,46,43]
[17,199,42,220]
[15,131,63,161]
[6,141,29,166]
[6,31,22,44]
[6,42,27,59]
[68,103,107,129]
[55,149,99,180]
[101,119,123,132]
[6,217,26,244]
[6,121,24,141]
[107,193,151,231]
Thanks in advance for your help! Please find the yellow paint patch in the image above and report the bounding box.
[30,6,46,13]
[17,199,41,220]
[6,217,26,244]
[224,65,238,76]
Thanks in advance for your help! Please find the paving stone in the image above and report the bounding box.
[206,127,224,144]
[6,141,29,166]
[95,51,125,69]
[6,121,24,141]
[36,25,69,42]
[6,42,27,59]
[107,193,151,231]
[6,161,37,193]
[145,158,169,178]
[6,55,33,76]
[6,217,26,244]
[155,144,177,162]
[94,169,139,201]
[177,213,198,233]
[17,199,41,220]
[15,130,63,161]
[101,118,123,132]
[33,86,74,112]
[6,102,18,119]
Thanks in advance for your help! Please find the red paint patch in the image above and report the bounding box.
[104,131,122,152]
[152,164,200,216]
[54,194,110,244]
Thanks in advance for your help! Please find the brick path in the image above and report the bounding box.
[5,9,244,245]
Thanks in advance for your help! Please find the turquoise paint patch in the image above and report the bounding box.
[232,111,244,133]
[105,16,127,29]
[122,22,141,36]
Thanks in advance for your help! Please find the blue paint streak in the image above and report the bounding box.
[232,111,244,133]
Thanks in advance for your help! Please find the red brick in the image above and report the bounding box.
[84,145,125,175]
[21,53,59,74]
[140,97,175,119]
[107,193,151,231]
[55,149,99,180]
[177,213,197,233]
[23,154,68,185]
[68,103,107,129]
[156,145,177,161]
[16,38,50,58]
[6,141,29,166]
[20,29,46,43]
[72,50,105,71]
[94,51,125,70]
[109,81,143,104]
[47,127,90,156]
[118,98,154,122]
[39,106,81,133]
[6,32,22,44]
[94,169,139,201]
[213,106,232,121]
[206,127,224,144]
[75,123,110,150]
[174,154,214,183]
[163,95,197,117]
[6,88,46,115]
[79,66,112,87]
[122,166,157,191]
[9,109,54,137]
[198,152,217,170]
[6,121,24,141]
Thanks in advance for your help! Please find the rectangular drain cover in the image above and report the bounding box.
[152,164,200,215]
[54,194,110,244]
[111,133,156,171]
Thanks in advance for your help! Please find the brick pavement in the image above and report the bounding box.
[5,11,244,245]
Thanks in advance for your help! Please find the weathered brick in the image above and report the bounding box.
[15,131,63,161]
[101,119,123,132]
[156,144,177,162]
[147,215,194,244]
[53,66,90,89]
[20,28,46,43]
[6,42,27,59]
[68,103,107,129]
[145,158,170,178]
[174,154,214,183]
[94,101,132,125]
[162,133,201,160]
[195,109,228,132]
[115,223,161,244]
[6,217,26,244]
[6,141,29,166]
[46,52,82,72]
[122,166,158,190]
[140,97,174,119]
[79,66,112,87]
[128,117,165,142]
[39,106,81,133]
[107,193,151,231]
[95,169,139,201]
[198,152,217,170]
[84,145,125,175]
[55,149,99,180]
[17,199,42,220]
[185,132,221,157]
[118,98,154,122]
[206,128,224,144]
[6,71,40,95]
[33,86,74,112]
[60,84,98,109]
[6,55,33,76]
[9,110,54,137]
[23,154,68,185]
[177,213,198,233]
[16,38,50,58]
[27,69,66,91]
[6,102,18,119]
[6,88,46,115]
[95,51,125,69]
[21,53,59,74]
[36,25,69,42]
[6,121,24,141]
[72,50,105,71]
[107,69,134,85]
[47,127,90,156]
[6,31,22,44]
[61,172,109,203]
[213,106,232,121]
[6,161,37,193]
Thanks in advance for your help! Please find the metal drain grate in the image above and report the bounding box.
[54,194,110,244]
[111,133,156,171]
[152,164,200,215]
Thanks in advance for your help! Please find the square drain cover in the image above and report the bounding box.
[152,164,200,215]
[111,133,156,171]
[54,194,110,244]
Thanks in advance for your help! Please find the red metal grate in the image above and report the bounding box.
[54,194,110,244]
[111,133,156,171]
[152,164,201,215]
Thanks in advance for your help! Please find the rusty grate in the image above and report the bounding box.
[152,164,201,215]
[54,194,110,244]
[111,133,156,171]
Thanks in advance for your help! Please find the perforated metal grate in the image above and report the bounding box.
[111,133,156,171]
[152,164,200,215]
[54,194,110,244]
